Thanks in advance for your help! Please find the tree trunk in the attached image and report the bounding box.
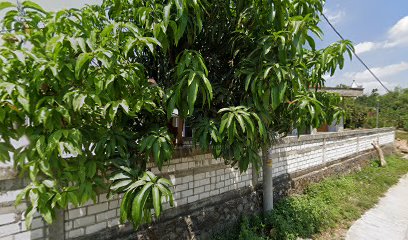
[49,209,65,240]
[262,146,274,212]
[372,141,386,167]
[176,118,184,146]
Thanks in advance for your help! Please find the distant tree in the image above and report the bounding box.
[348,88,408,130]
[343,98,371,129]
[0,0,352,228]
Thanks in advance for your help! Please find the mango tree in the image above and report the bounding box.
[0,0,352,228]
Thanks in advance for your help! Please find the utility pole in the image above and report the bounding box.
[376,100,379,128]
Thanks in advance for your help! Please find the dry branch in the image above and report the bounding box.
[372,141,386,167]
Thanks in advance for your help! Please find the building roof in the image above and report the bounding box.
[318,87,364,97]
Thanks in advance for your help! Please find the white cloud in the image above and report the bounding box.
[384,16,408,48]
[339,62,408,94]
[359,81,396,95]
[354,42,380,54]
[323,8,345,25]
[344,62,408,82]
[354,16,408,54]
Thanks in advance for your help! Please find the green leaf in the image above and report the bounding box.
[42,180,55,188]
[24,206,36,229]
[36,136,46,158]
[119,100,130,115]
[87,161,96,178]
[22,1,46,13]
[42,208,53,224]
[219,116,228,134]
[157,177,173,187]
[144,37,161,52]
[306,35,316,50]
[68,37,78,52]
[163,2,172,29]
[0,1,15,11]
[126,180,146,191]
[175,14,188,44]
[110,180,132,191]
[72,94,87,112]
[245,73,254,91]
[108,101,120,121]
[235,114,246,133]
[0,108,5,123]
[187,79,198,115]
[110,173,130,181]
[75,53,93,79]
[15,187,28,205]
[152,186,161,218]
[242,114,255,134]
[0,82,15,95]
[124,38,137,57]
[77,38,87,53]
[271,86,280,110]
[14,50,25,65]
[68,192,79,206]
[152,141,161,167]
[199,72,213,100]
[120,190,132,223]
[188,71,196,85]
[131,182,153,227]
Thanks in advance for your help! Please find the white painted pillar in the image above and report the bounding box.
[262,147,273,211]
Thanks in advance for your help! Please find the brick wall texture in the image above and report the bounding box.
[0,128,395,240]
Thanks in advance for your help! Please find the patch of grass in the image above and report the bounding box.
[213,155,408,240]
[396,130,408,141]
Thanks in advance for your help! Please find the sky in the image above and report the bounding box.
[4,0,408,94]
[318,0,408,94]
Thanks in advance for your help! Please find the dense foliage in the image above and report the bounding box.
[344,88,408,130]
[0,0,352,228]
[213,155,408,240]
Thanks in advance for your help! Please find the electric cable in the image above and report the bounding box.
[321,12,391,93]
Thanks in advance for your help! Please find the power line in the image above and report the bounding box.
[321,13,391,93]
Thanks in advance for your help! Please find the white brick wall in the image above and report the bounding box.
[263,129,395,178]
[0,215,48,240]
[64,195,121,239]
[0,128,395,240]
[60,152,254,239]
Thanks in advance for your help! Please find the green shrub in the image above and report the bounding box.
[264,196,334,240]
[239,216,267,240]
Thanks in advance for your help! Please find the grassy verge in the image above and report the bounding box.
[212,155,408,240]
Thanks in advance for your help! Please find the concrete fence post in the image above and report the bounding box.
[357,135,360,153]
[322,138,326,163]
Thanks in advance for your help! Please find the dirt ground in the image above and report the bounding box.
[396,138,408,154]
[313,225,348,240]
